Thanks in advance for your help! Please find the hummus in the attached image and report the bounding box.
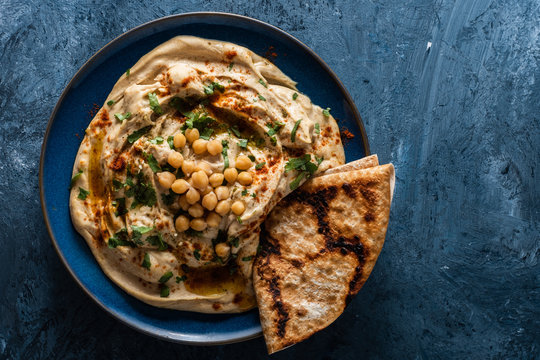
[69,36,345,313]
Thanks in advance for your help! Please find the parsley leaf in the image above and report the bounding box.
[291,119,302,142]
[148,92,162,115]
[186,229,203,237]
[113,179,124,190]
[193,249,201,260]
[323,107,331,117]
[203,82,225,95]
[167,136,175,149]
[251,193,257,198]
[108,228,136,248]
[127,126,152,144]
[78,187,90,200]
[258,79,267,88]
[258,94,266,101]
[230,125,242,138]
[285,154,323,190]
[228,62,234,71]
[200,127,214,140]
[229,237,239,247]
[114,112,131,123]
[176,275,187,283]
[159,271,173,283]
[147,233,168,251]
[315,123,320,134]
[69,170,83,190]
[255,162,265,170]
[241,189,248,196]
[236,216,243,224]
[292,92,298,100]
[238,139,248,149]
[126,68,130,77]
[144,152,161,173]
[142,253,151,269]
[114,197,127,216]
[107,100,115,106]
[266,121,284,137]
[149,136,164,144]
[248,154,256,162]
[221,140,229,169]
[289,172,306,190]
[127,171,157,209]
[160,285,170,297]
[242,255,253,261]
[161,192,177,206]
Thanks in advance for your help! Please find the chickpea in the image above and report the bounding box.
[209,173,224,187]
[201,185,213,196]
[195,162,213,176]
[190,218,207,231]
[181,159,195,175]
[237,171,253,186]
[215,199,231,216]
[224,168,238,183]
[188,203,205,218]
[168,151,184,168]
[235,155,252,170]
[207,140,223,156]
[171,179,189,194]
[157,171,176,189]
[174,133,186,148]
[215,242,230,258]
[192,170,209,190]
[192,139,208,155]
[214,186,230,200]
[206,212,221,227]
[186,187,200,204]
[202,192,218,211]
[175,215,190,232]
[231,200,246,215]
[185,128,200,143]
[178,195,190,211]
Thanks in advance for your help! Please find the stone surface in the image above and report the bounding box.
[0,1,539,359]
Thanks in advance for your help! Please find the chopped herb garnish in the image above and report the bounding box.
[127,125,152,144]
[186,229,203,237]
[148,92,162,115]
[248,154,256,162]
[323,107,331,117]
[238,139,248,149]
[228,62,234,71]
[132,225,153,245]
[258,94,266,101]
[182,111,216,132]
[291,119,302,142]
[200,127,214,140]
[167,135,175,149]
[292,92,298,100]
[266,121,284,137]
[255,162,266,170]
[114,112,131,123]
[270,136,277,146]
[176,275,187,283]
[161,192,177,206]
[221,140,229,169]
[149,136,164,144]
[144,152,161,173]
[113,179,124,190]
[160,285,170,297]
[237,216,243,224]
[114,197,127,216]
[69,170,83,190]
[108,228,136,248]
[242,255,253,261]
[251,193,257,198]
[78,187,90,200]
[203,82,225,95]
[193,249,201,260]
[125,170,157,208]
[229,237,239,247]
[289,171,306,191]
[230,125,242,138]
[141,253,151,269]
[258,79,267,88]
[241,189,248,196]
[159,271,173,283]
[107,100,115,106]
[125,69,130,77]
[285,154,323,190]
[315,123,320,134]
[147,233,168,251]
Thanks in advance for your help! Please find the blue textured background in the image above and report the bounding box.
[1,1,539,359]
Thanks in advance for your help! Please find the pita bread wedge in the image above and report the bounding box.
[254,163,394,354]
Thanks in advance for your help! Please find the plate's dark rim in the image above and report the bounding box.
[39,12,370,346]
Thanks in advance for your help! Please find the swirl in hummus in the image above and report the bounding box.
[69,36,345,313]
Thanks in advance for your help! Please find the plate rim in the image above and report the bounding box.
[39,11,370,346]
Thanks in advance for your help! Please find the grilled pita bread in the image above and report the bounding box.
[254,161,394,354]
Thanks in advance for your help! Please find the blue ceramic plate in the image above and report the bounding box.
[39,12,369,345]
